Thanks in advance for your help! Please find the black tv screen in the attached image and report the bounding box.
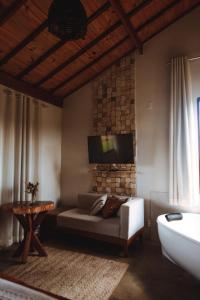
[87,133,134,164]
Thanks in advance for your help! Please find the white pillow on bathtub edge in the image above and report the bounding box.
[90,194,107,216]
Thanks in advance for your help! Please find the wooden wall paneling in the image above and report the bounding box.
[28,0,51,17]
[0,0,198,103]
[41,55,95,90]
[40,0,181,91]
[37,0,178,91]
[21,5,123,84]
[119,0,145,14]
[0,0,27,26]
[130,0,174,29]
[109,0,143,53]
[0,70,62,106]
[135,0,181,34]
[0,0,13,10]
[0,0,55,65]
[20,6,119,84]
[35,24,125,87]
[42,26,127,90]
[83,0,108,16]
[62,47,133,98]
[52,36,130,94]
[60,0,200,99]
[17,2,112,79]
[0,4,48,61]
[56,1,195,96]
[0,20,48,66]
[59,39,133,97]
[35,0,153,87]
[140,0,200,43]
[44,0,181,92]
[23,42,82,85]
[0,29,60,77]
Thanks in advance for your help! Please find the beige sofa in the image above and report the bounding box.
[57,193,144,255]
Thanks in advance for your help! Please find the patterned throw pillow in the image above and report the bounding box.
[102,196,128,218]
[90,194,107,215]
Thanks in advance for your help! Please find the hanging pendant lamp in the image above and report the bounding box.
[48,0,87,40]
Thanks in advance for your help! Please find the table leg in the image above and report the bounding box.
[32,212,47,233]
[13,212,48,262]
[32,212,48,257]
[21,215,32,263]
[32,233,47,257]
[13,215,28,259]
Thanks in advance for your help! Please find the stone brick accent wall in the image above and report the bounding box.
[91,53,136,196]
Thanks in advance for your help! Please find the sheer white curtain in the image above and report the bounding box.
[169,56,199,206]
[0,85,40,246]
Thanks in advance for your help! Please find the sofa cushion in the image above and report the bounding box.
[102,196,127,218]
[77,193,104,209]
[90,194,107,215]
[57,208,120,237]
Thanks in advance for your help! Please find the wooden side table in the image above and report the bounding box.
[1,201,54,263]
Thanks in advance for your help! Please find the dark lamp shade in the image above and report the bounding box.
[48,0,87,40]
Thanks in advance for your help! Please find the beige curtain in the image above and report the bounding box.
[169,57,199,206]
[0,85,40,246]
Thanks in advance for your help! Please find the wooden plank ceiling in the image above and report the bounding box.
[0,0,199,107]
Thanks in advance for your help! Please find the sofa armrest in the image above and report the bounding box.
[120,197,144,240]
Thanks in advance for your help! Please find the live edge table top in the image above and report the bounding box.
[1,201,55,263]
[1,201,55,215]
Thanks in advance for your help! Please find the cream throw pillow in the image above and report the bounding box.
[90,194,107,215]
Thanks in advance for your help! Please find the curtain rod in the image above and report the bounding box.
[167,56,200,65]
[188,56,200,61]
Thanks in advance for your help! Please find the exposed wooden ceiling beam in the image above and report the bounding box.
[35,0,152,87]
[54,0,180,94]
[144,0,200,44]
[52,36,129,93]
[56,0,182,94]
[57,0,182,95]
[0,0,27,26]
[0,0,197,109]
[0,20,48,66]
[63,48,134,99]
[37,0,179,90]
[137,0,181,32]
[109,0,143,54]
[63,0,198,100]
[17,2,111,79]
[0,71,62,107]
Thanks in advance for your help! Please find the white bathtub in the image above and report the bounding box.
[157,213,200,280]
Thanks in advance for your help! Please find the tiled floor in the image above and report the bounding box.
[0,237,200,300]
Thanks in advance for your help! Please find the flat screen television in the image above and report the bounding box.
[87,133,134,164]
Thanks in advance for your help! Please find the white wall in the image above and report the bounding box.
[136,7,200,238]
[61,82,93,206]
[61,7,200,238]
[38,101,62,203]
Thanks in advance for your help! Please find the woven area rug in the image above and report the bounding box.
[5,247,128,300]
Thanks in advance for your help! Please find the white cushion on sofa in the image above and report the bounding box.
[57,208,120,237]
[90,194,107,215]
